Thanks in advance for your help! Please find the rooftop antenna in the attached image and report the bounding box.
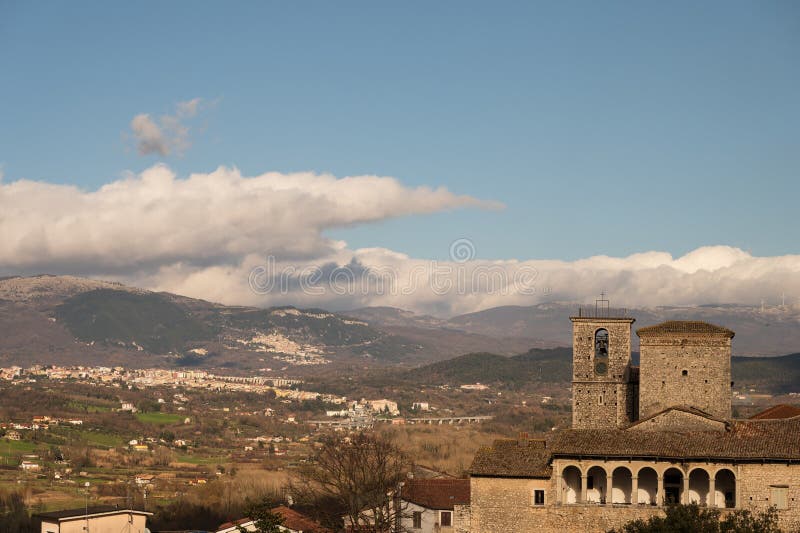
[596,291,610,317]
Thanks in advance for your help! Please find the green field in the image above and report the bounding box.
[66,400,112,413]
[0,439,38,455]
[75,430,123,448]
[135,412,184,425]
[176,452,227,464]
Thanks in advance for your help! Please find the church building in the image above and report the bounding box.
[465,304,800,532]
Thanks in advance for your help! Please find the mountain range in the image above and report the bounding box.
[0,275,798,370]
[403,348,800,395]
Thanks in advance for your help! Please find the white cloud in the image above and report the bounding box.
[2,164,798,316]
[0,164,499,275]
[157,245,799,316]
[129,98,204,156]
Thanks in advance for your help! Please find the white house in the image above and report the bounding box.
[20,461,40,471]
[367,399,400,416]
[34,506,151,533]
[400,478,470,533]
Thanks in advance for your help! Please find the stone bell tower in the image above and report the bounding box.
[570,296,638,429]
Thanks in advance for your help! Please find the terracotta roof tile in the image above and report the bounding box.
[470,415,800,478]
[272,506,331,533]
[549,417,800,461]
[402,478,470,509]
[470,438,552,478]
[749,404,800,420]
[625,405,727,429]
[217,517,253,531]
[637,320,734,338]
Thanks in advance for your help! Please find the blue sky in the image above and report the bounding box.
[1,1,798,266]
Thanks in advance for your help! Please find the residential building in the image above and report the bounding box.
[34,506,151,533]
[400,478,470,532]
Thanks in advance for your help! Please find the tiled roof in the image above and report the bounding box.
[549,417,800,461]
[626,405,728,429]
[402,478,470,510]
[470,438,552,478]
[217,517,253,531]
[272,505,332,533]
[749,404,800,420]
[636,321,734,338]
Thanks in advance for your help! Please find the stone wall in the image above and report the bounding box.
[638,334,732,420]
[471,462,800,533]
[453,504,471,533]
[470,476,663,533]
[738,463,800,531]
[570,317,636,429]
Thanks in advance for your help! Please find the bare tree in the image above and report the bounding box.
[290,432,410,532]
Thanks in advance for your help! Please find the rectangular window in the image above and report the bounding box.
[412,511,422,529]
[533,489,545,505]
[440,511,452,527]
[771,486,788,510]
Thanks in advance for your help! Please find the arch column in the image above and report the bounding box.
[555,472,562,504]
[581,475,588,504]
[657,476,664,506]
[708,476,715,507]
[605,473,612,505]
[631,476,638,505]
[682,475,690,505]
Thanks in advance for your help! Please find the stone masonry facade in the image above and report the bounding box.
[570,317,637,429]
[467,312,800,532]
[638,323,733,420]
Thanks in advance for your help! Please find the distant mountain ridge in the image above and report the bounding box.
[1,275,797,370]
[406,347,574,388]
[0,276,540,368]
[350,302,800,356]
[0,276,416,368]
[406,349,800,395]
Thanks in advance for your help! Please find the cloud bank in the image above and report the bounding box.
[1,164,798,316]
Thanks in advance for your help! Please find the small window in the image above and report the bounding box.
[771,486,788,510]
[682,370,688,376]
[533,489,545,506]
[440,511,452,527]
[412,511,422,529]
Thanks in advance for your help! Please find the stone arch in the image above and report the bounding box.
[663,467,684,505]
[612,466,632,504]
[714,468,736,508]
[688,468,710,505]
[561,465,582,504]
[637,467,658,505]
[595,328,609,358]
[586,465,607,504]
